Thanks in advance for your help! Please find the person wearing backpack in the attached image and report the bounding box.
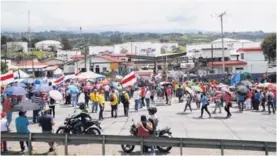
[266,89,275,114]
[110,90,118,118]
[121,91,130,117]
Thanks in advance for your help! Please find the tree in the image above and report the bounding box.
[1,35,14,45]
[21,37,29,43]
[261,33,276,64]
[61,37,72,50]
[1,61,9,74]
[110,34,122,44]
[31,38,43,48]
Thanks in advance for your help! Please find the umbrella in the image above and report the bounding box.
[217,83,228,88]
[240,80,253,87]
[268,83,277,91]
[32,84,52,93]
[11,98,40,112]
[160,82,172,86]
[85,85,94,90]
[11,86,27,95]
[184,87,194,95]
[23,78,34,84]
[49,90,63,101]
[4,87,13,96]
[191,86,203,92]
[236,85,249,94]
[34,79,41,85]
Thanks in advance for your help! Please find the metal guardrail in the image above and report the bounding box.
[1,133,276,155]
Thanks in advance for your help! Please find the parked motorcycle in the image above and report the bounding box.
[56,114,102,135]
[121,119,172,153]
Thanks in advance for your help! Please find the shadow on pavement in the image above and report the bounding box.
[192,117,211,120]
[212,116,228,120]
[176,112,191,115]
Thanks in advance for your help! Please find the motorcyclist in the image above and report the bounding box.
[136,115,153,153]
[73,103,92,133]
[147,107,158,134]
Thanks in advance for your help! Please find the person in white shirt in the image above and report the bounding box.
[145,88,151,108]
[104,85,110,101]
[1,112,9,152]
[133,88,141,111]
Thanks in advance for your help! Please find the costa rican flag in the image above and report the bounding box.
[54,75,65,84]
[0,72,14,85]
[121,71,136,88]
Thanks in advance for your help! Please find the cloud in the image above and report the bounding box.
[1,0,276,32]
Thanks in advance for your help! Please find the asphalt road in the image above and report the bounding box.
[4,94,276,155]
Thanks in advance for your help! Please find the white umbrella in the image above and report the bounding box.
[49,90,63,101]
[14,70,30,78]
[76,71,105,79]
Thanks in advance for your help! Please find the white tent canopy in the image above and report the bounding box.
[14,70,29,78]
[54,68,63,75]
[76,71,105,79]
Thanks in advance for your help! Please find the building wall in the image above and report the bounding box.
[89,46,114,55]
[64,64,75,74]
[57,50,81,61]
[74,57,112,73]
[239,51,268,73]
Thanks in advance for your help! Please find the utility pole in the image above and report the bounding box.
[219,12,226,74]
[28,11,34,76]
[80,27,87,72]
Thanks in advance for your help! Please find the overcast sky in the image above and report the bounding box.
[1,0,276,32]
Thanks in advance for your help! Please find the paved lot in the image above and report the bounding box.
[4,94,276,155]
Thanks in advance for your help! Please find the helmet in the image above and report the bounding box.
[79,103,86,110]
[148,107,157,115]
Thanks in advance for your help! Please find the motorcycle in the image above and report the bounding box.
[56,114,102,135]
[121,119,172,153]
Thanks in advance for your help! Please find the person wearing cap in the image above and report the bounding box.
[38,106,55,152]
[1,112,9,153]
[90,89,99,113]
[15,111,32,153]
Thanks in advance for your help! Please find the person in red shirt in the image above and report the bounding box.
[224,91,232,118]
[140,87,146,108]
[3,96,12,125]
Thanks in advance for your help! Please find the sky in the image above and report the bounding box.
[1,0,276,33]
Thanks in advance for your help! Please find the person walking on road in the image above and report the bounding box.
[133,88,141,112]
[266,89,275,114]
[224,91,232,118]
[15,111,32,153]
[145,88,151,108]
[213,92,222,114]
[110,90,118,118]
[199,93,211,118]
[98,90,105,120]
[1,112,9,153]
[90,89,99,113]
[184,93,192,112]
[38,107,55,152]
[121,91,130,117]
